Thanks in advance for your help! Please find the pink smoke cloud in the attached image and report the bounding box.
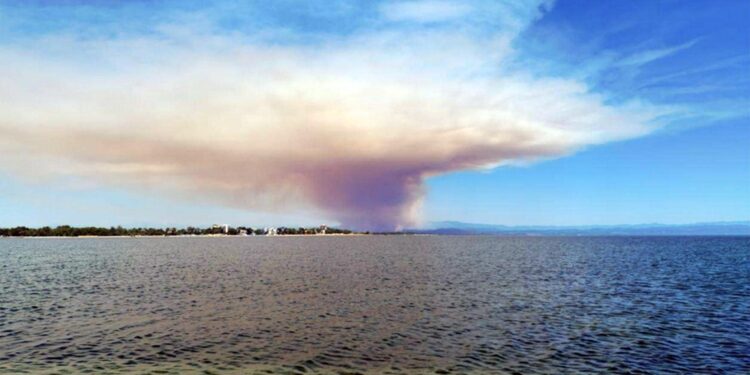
[0,11,668,230]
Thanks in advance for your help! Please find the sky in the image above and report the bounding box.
[0,0,748,230]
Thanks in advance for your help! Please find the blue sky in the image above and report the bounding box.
[425,0,750,225]
[0,0,748,229]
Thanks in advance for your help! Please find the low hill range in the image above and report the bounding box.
[410,221,750,236]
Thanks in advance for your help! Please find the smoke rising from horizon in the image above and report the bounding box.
[0,1,669,230]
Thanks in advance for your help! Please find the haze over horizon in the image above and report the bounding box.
[1,0,748,230]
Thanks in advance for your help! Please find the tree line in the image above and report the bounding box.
[0,225,357,237]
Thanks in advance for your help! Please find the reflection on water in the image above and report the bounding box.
[1,236,748,374]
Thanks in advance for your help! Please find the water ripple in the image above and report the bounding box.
[1,236,748,374]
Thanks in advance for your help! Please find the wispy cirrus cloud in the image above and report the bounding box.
[617,38,701,67]
[0,0,672,230]
[379,1,473,23]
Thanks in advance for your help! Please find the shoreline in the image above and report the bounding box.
[1,233,379,239]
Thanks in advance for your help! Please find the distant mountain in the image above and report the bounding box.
[409,221,750,236]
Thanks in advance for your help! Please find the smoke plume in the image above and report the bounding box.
[0,2,667,230]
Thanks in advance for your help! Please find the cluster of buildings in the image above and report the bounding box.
[211,224,328,236]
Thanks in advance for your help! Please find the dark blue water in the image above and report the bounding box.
[1,236,748,374]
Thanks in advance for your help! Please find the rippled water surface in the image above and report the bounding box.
[1,236,749,374]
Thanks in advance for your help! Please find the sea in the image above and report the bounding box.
[1,236,748,374]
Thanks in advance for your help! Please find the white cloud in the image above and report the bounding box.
[618,39,701,67]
